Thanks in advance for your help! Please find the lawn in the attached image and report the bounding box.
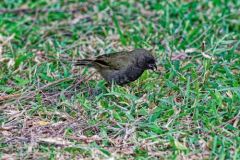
[0,0,239,159]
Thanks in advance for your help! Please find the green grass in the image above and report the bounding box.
[0,0,240,159]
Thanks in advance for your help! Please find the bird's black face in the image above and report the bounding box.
[136,49,157,71]
[145,56,157,71]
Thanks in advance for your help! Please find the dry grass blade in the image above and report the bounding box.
[37,137,72,146]
[0,8,88,14]
[0,73,95,103]
[0,77,74,103]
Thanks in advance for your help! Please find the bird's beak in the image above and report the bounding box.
[149,64,157,71]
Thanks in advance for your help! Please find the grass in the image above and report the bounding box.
[0,0,240,159]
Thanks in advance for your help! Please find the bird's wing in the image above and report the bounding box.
[95,51,135,70]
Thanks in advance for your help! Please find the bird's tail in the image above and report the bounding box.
[74,59,94,67]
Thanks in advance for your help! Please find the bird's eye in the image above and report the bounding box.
[147,58,155,64]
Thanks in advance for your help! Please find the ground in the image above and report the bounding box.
[0,0,239,159]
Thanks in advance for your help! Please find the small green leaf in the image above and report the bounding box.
[174,140,188,150]
[99,148,111,156]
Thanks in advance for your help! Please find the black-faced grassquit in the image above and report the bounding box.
[74,48,157,85]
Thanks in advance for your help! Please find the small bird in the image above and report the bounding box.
[74,48,157,85]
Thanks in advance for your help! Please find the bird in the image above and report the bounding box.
[74,48,157,85]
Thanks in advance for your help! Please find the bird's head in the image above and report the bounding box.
[134,49,157,71]
[144,56,157,71]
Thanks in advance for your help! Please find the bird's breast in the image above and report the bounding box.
[99,66,144,85]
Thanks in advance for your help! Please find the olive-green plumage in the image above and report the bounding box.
[75,48,157,85]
